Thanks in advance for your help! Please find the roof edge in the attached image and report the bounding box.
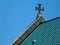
[12,15,45,45]
[12,16,60,45]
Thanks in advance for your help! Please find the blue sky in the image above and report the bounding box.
[0,0,60,45]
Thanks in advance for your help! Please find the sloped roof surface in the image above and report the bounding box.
[20,16,60,45]
[12,16,60,45]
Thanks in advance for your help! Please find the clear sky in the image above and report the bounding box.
[0,0,60,45]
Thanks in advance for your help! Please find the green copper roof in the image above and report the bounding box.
[20,17,60,45]
[12,16,60,45]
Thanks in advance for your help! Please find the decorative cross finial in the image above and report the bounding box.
[36,3,44,14]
